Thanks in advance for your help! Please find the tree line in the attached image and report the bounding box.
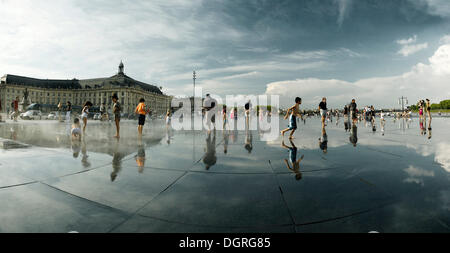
[409,99,450,110]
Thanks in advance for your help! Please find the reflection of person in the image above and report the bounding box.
[136,140,146,173]
[350,123,358,147]
[281,139,304,181]
[419,118,426,136]
[319,127,328,154]
[203,130,217,170]
[223,129,229,154]
[244,128,253,154]
[71,139,81,158]
[111,139,124,181]
[427,117,432,140]
[81,138,91,168]
[231,125,238,144]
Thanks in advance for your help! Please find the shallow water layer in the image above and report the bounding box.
[0,116,449,233]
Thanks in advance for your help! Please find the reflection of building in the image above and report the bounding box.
[0,62,171,115]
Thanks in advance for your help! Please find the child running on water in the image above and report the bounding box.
[71,118,82,141]
[135,98,149,136]
[281,97,302,139]
[81,101,93,134]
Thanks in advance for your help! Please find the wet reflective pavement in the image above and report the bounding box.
[0,116,449,233]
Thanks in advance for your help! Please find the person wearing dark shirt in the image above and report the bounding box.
[350,99,357,123]
[318,97,327,128]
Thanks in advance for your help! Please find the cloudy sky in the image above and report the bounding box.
[0,0,449,109]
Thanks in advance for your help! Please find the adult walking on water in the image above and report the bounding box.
[350,99,357,124]
[112,93,121,138]
[425,99,432,122]
[319,97,327,128]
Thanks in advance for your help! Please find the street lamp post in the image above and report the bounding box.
[398,96,408,112]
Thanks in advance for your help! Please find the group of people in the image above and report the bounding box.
[417,99,432,121]
[71,93,123,140]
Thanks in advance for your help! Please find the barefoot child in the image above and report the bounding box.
[281,97,302,139]
[81,101,93,134]
[135,98,149,136]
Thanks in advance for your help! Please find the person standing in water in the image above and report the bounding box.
[112,94,121,138]
[425,99,432,123]
[203,94,217,132]
[135,98,149,136]
[165,109,172,127]
[71,118,82,141]
[350,99,358,124]
[66,101,72,122]
[319,97,327,128]
[81,101,93,135]
[281,97,302,140]
[222,105,228,130]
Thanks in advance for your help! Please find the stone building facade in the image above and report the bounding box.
[0,62,172,115]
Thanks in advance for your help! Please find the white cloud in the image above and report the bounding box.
[396,35,428,56]
[412,0,450,17]
[335,0,353,27]
[396,35,417,45]
[265,43,450,109]
[435,143,450,172]
[440,35,450,44]
[404,166,435,177]
[397,43,428,57]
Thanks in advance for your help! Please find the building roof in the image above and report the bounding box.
[1,62,163,95]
